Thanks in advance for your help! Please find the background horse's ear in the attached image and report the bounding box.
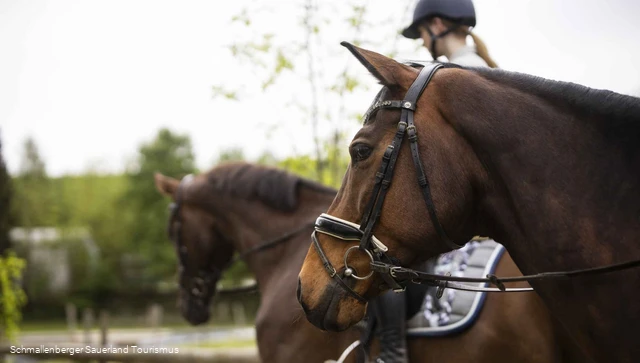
[154,172,179,197]
[341,41,416,88]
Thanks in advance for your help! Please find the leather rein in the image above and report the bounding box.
[311,62,640,301]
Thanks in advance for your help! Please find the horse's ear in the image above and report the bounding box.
[341,41,416,88]
[155,172,179,198]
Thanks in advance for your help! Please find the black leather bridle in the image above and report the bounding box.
[168,175,221,302]
[311,62,640,301]
[311,63,456,302]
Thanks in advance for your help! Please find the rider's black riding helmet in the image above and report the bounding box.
[402,0,476,39]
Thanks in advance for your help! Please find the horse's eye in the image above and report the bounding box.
[350,143,372,162]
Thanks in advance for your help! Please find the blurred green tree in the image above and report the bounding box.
[215,147,245,165]
[0,132,11,254]
[11,137,56,228]
[120,128,196,288]
[0,132,27,342]
[0,250,27,342]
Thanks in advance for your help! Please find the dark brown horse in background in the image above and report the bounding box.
[297,43,640,362]
[156,162,576,363]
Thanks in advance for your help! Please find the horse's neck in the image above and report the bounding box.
[233,187,335,287]
[442,71,640,273]
[441,71,640,360]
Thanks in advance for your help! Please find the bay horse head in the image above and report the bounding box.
[297,43,485,331]
[155,172,235,325]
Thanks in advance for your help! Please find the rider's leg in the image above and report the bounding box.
[373,290,407,363]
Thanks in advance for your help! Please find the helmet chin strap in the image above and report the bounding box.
[426,24,461,61]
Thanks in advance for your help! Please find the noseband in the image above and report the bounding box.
[312,63,461,301]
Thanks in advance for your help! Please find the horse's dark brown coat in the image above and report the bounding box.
[158,162,576,362]
[297,44,639,362]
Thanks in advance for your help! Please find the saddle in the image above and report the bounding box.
[338,240,504,363]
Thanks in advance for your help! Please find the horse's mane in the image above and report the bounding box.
[473,67,640,154]
[198,162,336,212]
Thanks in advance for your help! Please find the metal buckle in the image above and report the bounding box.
[325,264,337,278]
[389,266,402,278]
[436,272,451,299]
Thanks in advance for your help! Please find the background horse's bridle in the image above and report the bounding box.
[168,175,314,299]
[168,175,221,301]
[311,63,640,302]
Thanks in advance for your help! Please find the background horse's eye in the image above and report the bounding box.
[350,143,372,162]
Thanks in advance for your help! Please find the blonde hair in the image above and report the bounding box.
[433,18,499,69]
[468,31,498,68]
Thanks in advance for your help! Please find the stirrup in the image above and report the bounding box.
[325,340,361,363]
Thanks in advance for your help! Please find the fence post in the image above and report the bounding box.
[232,302,247,326]
[66,303,77,341]
[147,303,163,330]
[82,308,94,345]
[99,310,108,346]
[98,310,109,363]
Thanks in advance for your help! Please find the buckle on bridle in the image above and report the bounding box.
[388,265,419,280]
[371,262,411,292]
[323,262,337,277]
[389,266,402,278]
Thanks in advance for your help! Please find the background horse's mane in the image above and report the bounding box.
[197,162,335,212]
[472,67,640,155]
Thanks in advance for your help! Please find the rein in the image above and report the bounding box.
[218,222,315,295]
[311,62,640,299]
[229,221,315,265]
[370,257,640,295]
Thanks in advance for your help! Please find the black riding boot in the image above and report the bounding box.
[372,290,408,363]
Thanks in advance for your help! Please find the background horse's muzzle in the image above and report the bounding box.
[179,289,211,325]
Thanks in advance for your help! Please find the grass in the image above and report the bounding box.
[181,338,257,349]
[19,319,252,333]
[20,321,69,332]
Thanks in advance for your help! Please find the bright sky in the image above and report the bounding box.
[1,0,639,176]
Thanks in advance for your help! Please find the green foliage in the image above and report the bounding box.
[11,138,56,228]
[226,33,274,70]
[0,135,11,254]
[329,74,362,94]
[69,258,118,310]
[231,9,251,27]
[0,251,27,342]
[276,135,350,189]
[215,1,401,187]
[49,174,128,228]
[221,260,251,285]
[216,147,245,165]
[18,138,46,178]
[211,85,238,100]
